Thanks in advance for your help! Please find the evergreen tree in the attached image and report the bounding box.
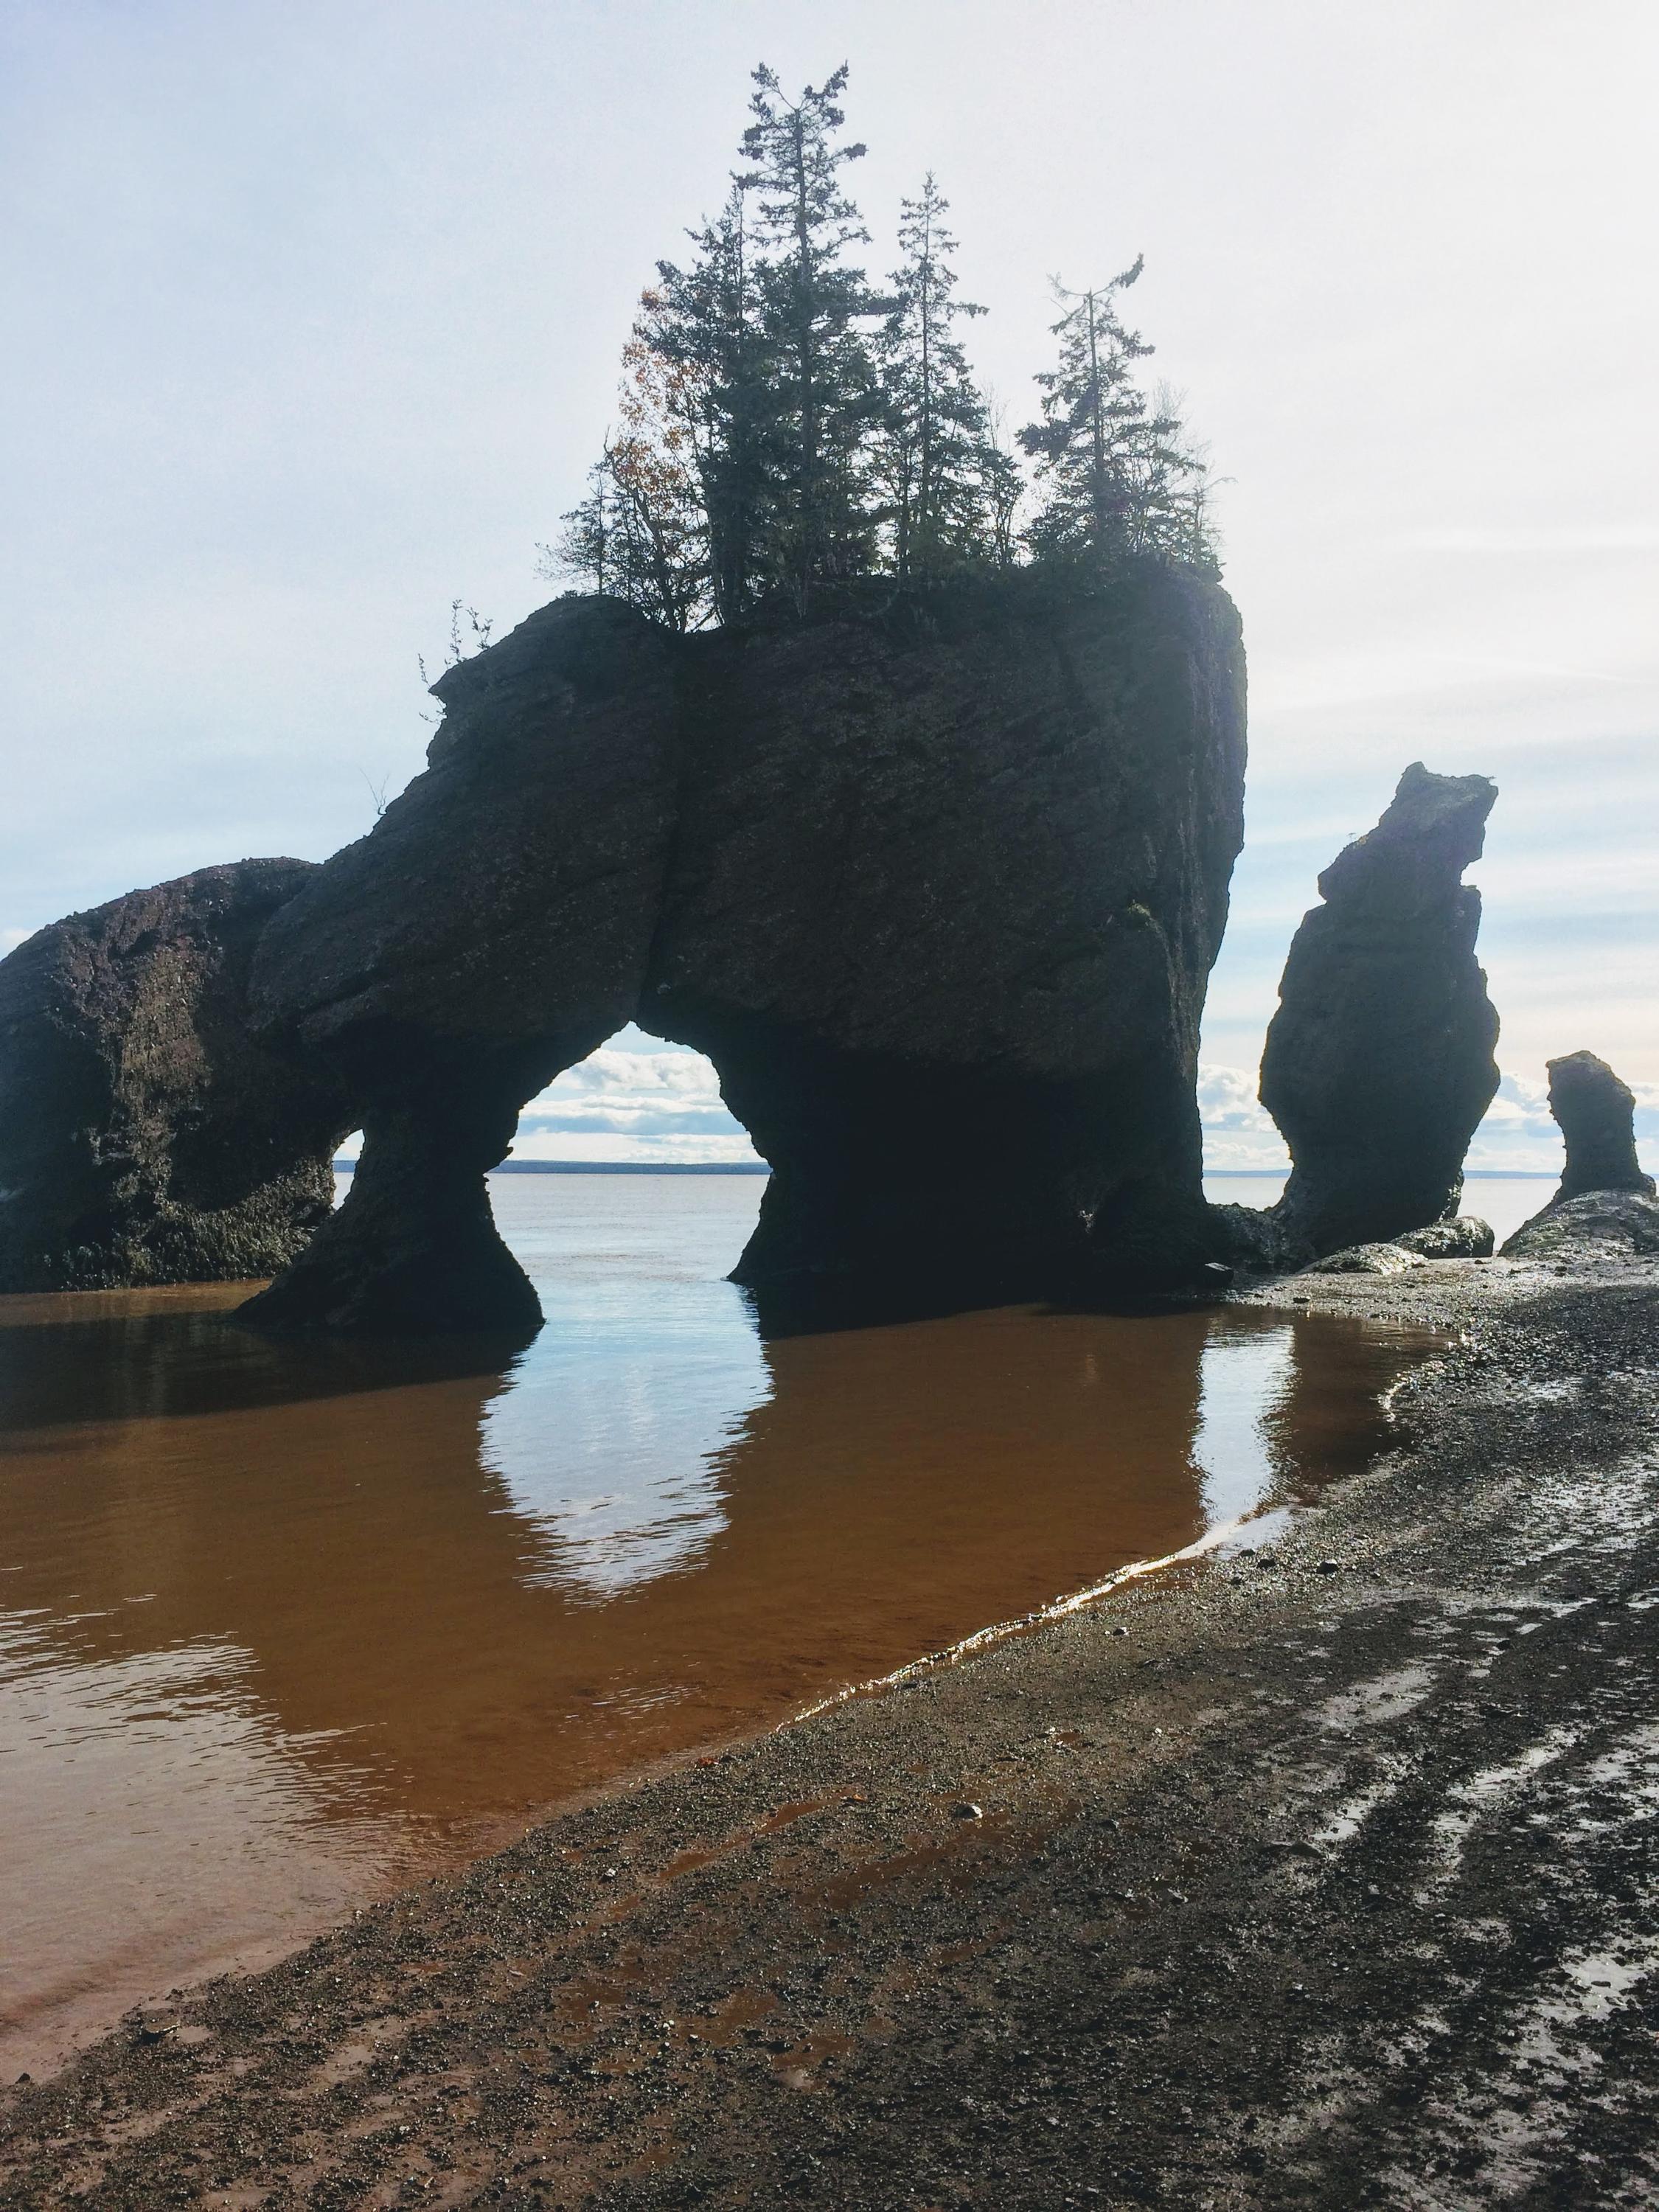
[544,459,617,595]
[540,421,708,633]
[640,181,768,625]
[739,63,881,606]
[548,65,1223,625]
[1019,262,1212,568]
[874,175,998,580]
[977,394,1027,572]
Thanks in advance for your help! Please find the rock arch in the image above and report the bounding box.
[237,572,1248,1333]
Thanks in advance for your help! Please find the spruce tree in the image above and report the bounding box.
[739,63,881,607]
[641,181,768,625]
[874,175,998,580]
[544,459,616,595]
[1019,262,1211,568]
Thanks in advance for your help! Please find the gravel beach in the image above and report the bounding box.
[5,1248,1657,2210]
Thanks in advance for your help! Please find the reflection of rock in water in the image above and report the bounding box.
[0,1282,1436,2076]
[0,1291,1430,1884]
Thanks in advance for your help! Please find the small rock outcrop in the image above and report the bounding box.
[1396,1216,1495,1259]
[1499,1049,1654,1260]
[1542,1051,1654,1206]
[1503,1189,1659,1262]
[1259,763,1500,1256]
[0,863,352,1293]
[1302,1242,1423,1277]
[243,569,1248,1332]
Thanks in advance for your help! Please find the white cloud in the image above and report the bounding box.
[507,1130,760,1166]
[1196,1064,1290,1175]
[511,1045,759,1166]
[1,928,35,954]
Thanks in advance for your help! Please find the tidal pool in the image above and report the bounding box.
[0,1173,1438,2076]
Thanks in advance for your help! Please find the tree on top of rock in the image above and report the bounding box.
[874,175,1004,581]
[637,180,765,626]
[740,63,883,608]
[1019,265,1214,571]
[545,61,1223,626]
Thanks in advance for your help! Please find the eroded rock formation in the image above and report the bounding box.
[1503,1189,1659,1262]
[0,863,350,1293]
[1542,1050,1653,1206]
[1499,1049,1654,1259]
[242,570,1247,1332]
[1259,763,1500,1257]
[1395,1215,1495,1259]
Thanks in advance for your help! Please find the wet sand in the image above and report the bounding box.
[4,1244,1656,2208]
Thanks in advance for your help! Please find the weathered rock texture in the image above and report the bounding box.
[1397,1215,1495,1259]
[0,863,349,1293]
[1259,763,1500,1257]
[1503,1189,1659,1262]
[1498,1050,1654,1259]
[1543,1050,1653,1206]
[243,570,1247,1332]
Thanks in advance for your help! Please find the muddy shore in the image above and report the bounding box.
[4,1251,1657,2209]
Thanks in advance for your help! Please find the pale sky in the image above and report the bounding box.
[3,1,1654,1173]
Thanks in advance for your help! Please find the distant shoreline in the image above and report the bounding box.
[330,1159,771,1175]
[328,1160,1557,1179]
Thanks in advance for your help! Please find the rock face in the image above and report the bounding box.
[1543,1051,1653,1206]
[1498,1049,1654,1259]
[0,863,350,1293]
[1503,1189,1659,1262]
[1396,1216,1495,1259]
[243,569,1247,1332]
[1259,763,1500,1257]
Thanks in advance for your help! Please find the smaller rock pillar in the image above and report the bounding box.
[1259,763,1501,1256]
[1545,1051,1654,1205]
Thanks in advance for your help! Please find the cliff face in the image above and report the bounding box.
[245,568,1248,1331]
[1258,764,1500,1257]
[0,862,349,1293]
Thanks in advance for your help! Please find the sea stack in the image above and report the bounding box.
[1500,1050,1658,1259]
[1544,1051,1654,1205]
[1259,762,1500,1256]
[0,862,350,1293]
[243,570,1248,1332]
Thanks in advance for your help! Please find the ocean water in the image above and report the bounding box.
[0,1172,1450,2077]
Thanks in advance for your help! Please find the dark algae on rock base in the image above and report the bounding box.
[0,861,349,1293]
[243,567,1248,1332]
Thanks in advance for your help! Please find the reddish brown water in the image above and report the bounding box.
[0,1175,1438,2076]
